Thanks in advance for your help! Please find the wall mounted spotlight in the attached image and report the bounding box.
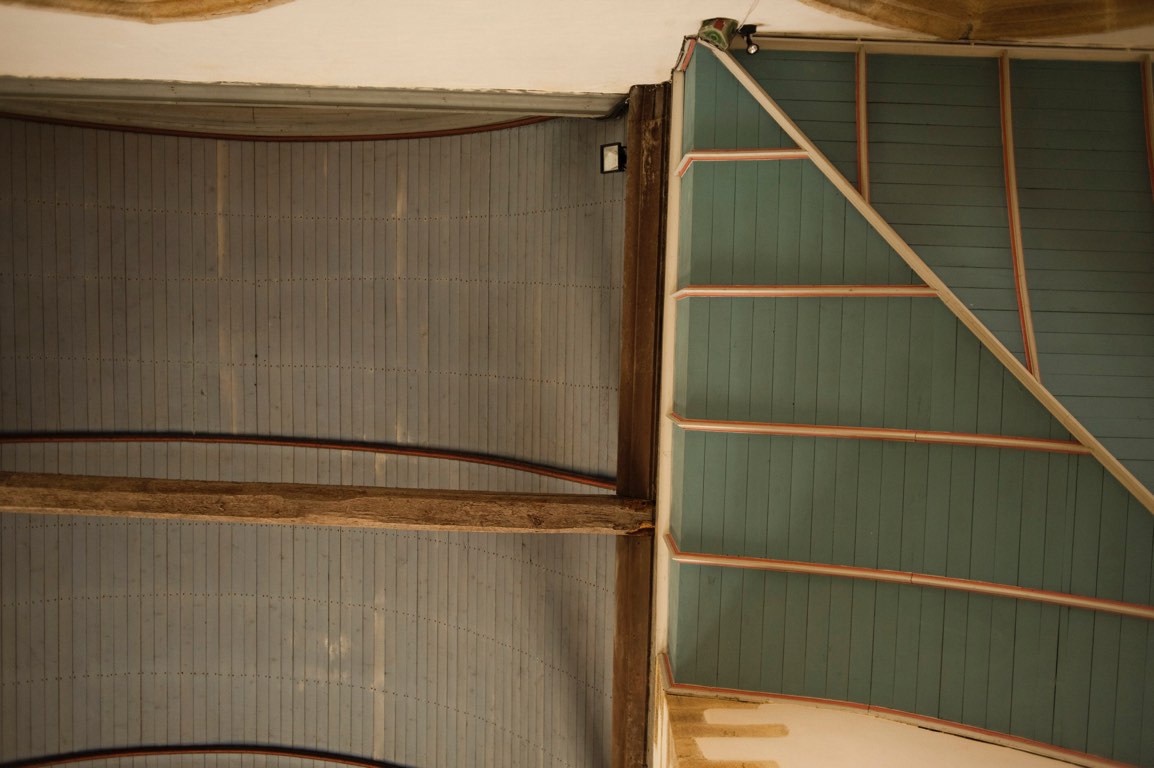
[738,25,759,54]
[601,142,626,174]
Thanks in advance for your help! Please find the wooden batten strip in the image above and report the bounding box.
[676,148,808,177]
[659,655,1131,768]
[856,47,871,201]
[1143,55,1154,205]
[665,534,1154,621]
[745,35,1154,63]
[0,472,655,535]
[671,413,1091,455]
[673,284,935,299]
[702,42,1154,514]
[677,38,697,72]
[999,53,1041,379]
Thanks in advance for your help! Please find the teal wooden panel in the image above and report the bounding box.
[678,161,918,287]
[678,295,1068,439]
[867,55,1024,364]
[740,50,859,184]
[671,431,1154,606]
[667,565,1154,764]
[1012,59,1154,495]
[682,46,792,153]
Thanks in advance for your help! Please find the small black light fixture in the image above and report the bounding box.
[738,24,759,55]
[600,142,626,174]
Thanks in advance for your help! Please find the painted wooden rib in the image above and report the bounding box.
[703,41,1154,514]
[1143,55,1154,206]
[855,47,871,201]
[672,284,936,300]
[659,654,1131,768]
[670,413,1091,454]
[999,53,1041,380]
[677,38,697,72]
[0,432,615,490]
[664,534,1154,621]
[676,148,808,177]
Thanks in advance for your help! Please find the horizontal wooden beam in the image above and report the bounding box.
[0,472,655,535]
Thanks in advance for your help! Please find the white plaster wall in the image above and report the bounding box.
[0,0,903,93]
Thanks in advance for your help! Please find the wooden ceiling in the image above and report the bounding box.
[802,0,1154,40]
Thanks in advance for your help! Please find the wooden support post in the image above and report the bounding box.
[856,46,871,201]
[0,472,654,534]
[612,82,669,768]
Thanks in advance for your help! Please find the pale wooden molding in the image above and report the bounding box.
[0,77,623,116]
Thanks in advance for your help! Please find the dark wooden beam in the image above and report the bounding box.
[0,472,654,535]
[612,82,670,768]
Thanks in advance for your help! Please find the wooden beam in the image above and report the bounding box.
[612,82,668,768]
[856,47,871,201]
[0,472,654,535]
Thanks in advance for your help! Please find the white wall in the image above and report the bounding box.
[0,0,903,93]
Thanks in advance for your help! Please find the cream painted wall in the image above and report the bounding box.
[0,0,907,93]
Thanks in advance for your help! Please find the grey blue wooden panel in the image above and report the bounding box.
[0,513,617,768]
[670,429,1154,606]
[867,55,1024,363]
[681,46,793,154]
[0,116,624,491]
[741,50,859,184]
[677,160,918,288]
[669,562,1154,765]
[675,294,1069,438]
[1011,60,1154,493]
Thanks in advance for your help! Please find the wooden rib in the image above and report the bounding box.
[677,38,697,72]
[999,53,1041,379]
[0,472,655,535]
[856,47,871,201]
[673,284,935,299]
[665,534,1154,621]
[1143,55,1154,205]
[703,41,1154,514]
[670,413,1091,455]
[676,148,808,177]
[743,35,1154,62]
[659,655,1131,768]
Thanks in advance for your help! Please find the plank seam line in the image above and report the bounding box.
[664,533,1154,620]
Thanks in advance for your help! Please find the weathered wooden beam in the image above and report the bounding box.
[0,472,654,535]
[612,81,668,768]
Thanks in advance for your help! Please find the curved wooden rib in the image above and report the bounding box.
[672,284,936,299]
[0,432,615,490]
[1,744,407,768]
[670,413,1091,455]
[701,41,1154,514]
[665,533,1154,621]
